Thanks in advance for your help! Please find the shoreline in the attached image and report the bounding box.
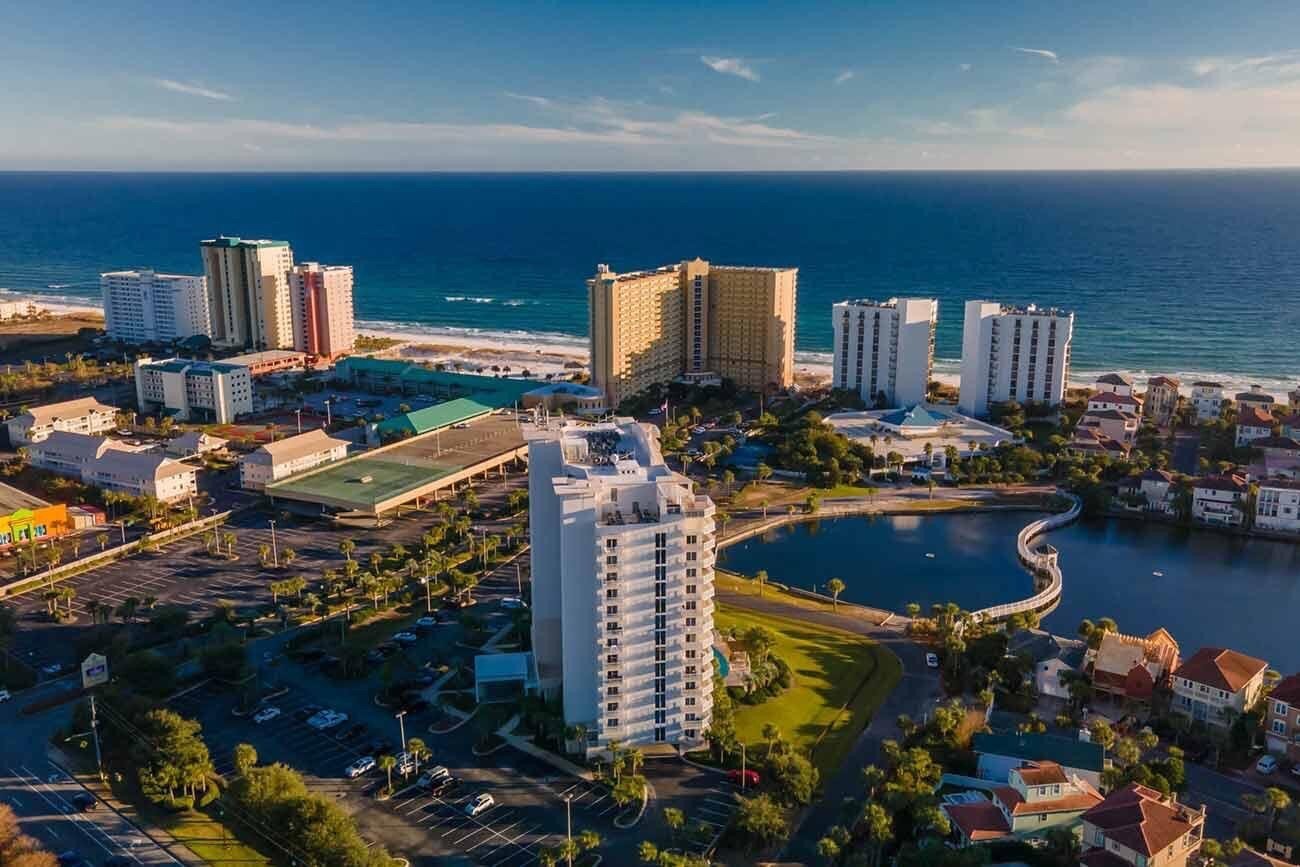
[8,289,1296,398]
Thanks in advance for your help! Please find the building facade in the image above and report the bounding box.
[1094,372,1135,397]
[5,397,119,446]
[1236,406,1276,447]
[1265,674,1300,762]
[1171,647,1268,727]
[28,432,197,503]
[239,429,350,489]
[942,761,1102,846]
[958,301,1074,417]
[527,418,715,751]
[1191,381,1226,422]
[588,259,797,407]
[1191,474,1248,526]
[0,503,69,549]
[200,236,295,349]
[1079,783,1205,867]
[290,262,356,359]
[831,298,937,408]
[101,270,210,344]
[1236,386,1276,413]
[1256,479,1300,533]
[1145,376,1181,426]
[134,357,253,424]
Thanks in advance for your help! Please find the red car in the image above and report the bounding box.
[728,769,760,787]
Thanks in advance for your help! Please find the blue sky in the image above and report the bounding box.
[5,1,1300,170]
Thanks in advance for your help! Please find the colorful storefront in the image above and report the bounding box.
[0,504,69,548]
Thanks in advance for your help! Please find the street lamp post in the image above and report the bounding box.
[740,742,747,790]
[396,710,407,753]
[295,408,303,434]
[565,794,573,867]
[421,577,432,613]
[268,519,279,567]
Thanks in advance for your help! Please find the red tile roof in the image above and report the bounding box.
[1147,375,1180,388]
[1175,647,1269,693]
[1013,761,1070,786]
[943,800,1011,842]
[1269,674,1300,707]
[1196,474,1248,493]
[1090,391,1143,407]
[1238,407,1276,428]
[1082,783,1203,857]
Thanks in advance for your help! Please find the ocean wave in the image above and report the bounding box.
[443,295,496,303]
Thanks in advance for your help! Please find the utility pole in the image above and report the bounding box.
[268,519,279,567]
[324,399,332,428]
[89,695,105,782]
[295,409,303,434]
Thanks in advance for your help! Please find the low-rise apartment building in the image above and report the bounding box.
[1256,479,1300,533]
[1191,381,1225,422]
[1079,783,1205,867]
[1237,406,1277,448]
[134,357,253,424]
[1089,628,1180,706]
[1192,474,1249,526]
[5,397,119,447]
[1145,375,1181,426]
[1264,674,1300,763]
[28,432,198,503]
[239,429,350,489]
[1171,646,1268,727]
[942,761,1102,846]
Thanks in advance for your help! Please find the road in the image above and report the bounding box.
[1181,760,1266,840]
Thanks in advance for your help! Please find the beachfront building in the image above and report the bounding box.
[1087,390,1144,417]
[5,397,119,447]
[1236,386,1277,414]
[957,301,1074,417]
[223,349,308,377]
[831,298,937,408]
[290,262,355,359]
[1116,468,1179,515]
[1256,479,1300,533]
[134,357,253,424]
[1145,376,1182,426]
[526,417,715,752]
[1171,647,1268,727]
[200,236,295,350]
[942,760,1103,847]
[1246,435,1300,481]
[1067,427,1129,458]
[1094,372,1135,397]
[1191,381,1226,422]
[1290,387,1300,412]
[1088,628,1180,707]
[1075,409,1139,450]
[239,429,350,490]
[588,259,797,407]
[101,270,211,344]
[1284,414,1300,440]
[1079,783,1205,867]
[1265,674,1300,762]
[28,431,198,503]
[1191,474,1249,526]
[1237,406,1277,447]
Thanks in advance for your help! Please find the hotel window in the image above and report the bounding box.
[607,718,618,728]
[606,685,619,696]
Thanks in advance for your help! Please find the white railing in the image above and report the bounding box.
[972,493,1082,623]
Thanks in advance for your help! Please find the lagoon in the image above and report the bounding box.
[717,512,1300,671]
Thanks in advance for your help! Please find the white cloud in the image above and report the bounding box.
[700,56,759,82]
[1011,47,1059,64]
[959,63,972,72]
[155,78,234,101]
[504,91,552,107]
[1192,50,1300,79]
[834,69,855,85]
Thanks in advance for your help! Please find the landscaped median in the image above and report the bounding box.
[700,603,902,781]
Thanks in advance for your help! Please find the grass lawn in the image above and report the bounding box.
[154,808,274,867]
[713,604,902,779]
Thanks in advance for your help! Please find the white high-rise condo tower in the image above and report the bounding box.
[832,298,937,408]
[526,417,716,753]
[101,270,210,344]
[959,301,1074,417]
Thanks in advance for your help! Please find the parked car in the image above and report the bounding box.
[294,704,324,722]
[306,709,348,730]
[364,649,387,664]
[447,596,477,609]
[500,596,528,610]
[253,706,281,725]
[465,793,495,817]
[0,689,10,703]
[1257,755,1279,775]
[345,756,377,779]
[727,769,761,787]
[392,632,418,645]
[925,653,940,669]
[413,672,436,687]
[71,793,97,812]
[434,609,455,623]
[418,766,451,789]
[415,616,437,631]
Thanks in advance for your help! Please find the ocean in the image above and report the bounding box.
[1,170,1297,390]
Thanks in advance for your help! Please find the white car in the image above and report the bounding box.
[253,706,281,724]
[419,766,451,788]
[500,597,528,610]
[392,632,418,645]
[0,689,11,703]
[925,653,940,669]
[465,793,495,817]
[1257,755,1279,775]
[345,756,376,779]
[415,616,437,630]
[307,710,348,730]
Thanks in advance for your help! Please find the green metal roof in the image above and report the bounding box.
[376,397,495,436]
[972,732,1105,772]
[335,357,538,407]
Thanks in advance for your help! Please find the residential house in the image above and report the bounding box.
[239,428,350,489]
[1145,376,1181,426]
[1256,480,1300,533]
[1095,372,1136,397]
[1116,469,1178,515]
[1237,406,1277,448]
[1282,414,1300,440]
[1237,386,1277,414]
[1008,628,1087,701]
[1076,409,1140,447]
[5,397,119,447]
[942,761,1103,846]
[973,732,1106,789]
[28,431,198,503]
[1264,674,1300,763]
[1191,381,1225,422]
[1290,387,1300,412]
[1069,426,1129,458]
[1079,783,1205,867]
[1171,647,1268,727]
[1191,474,1249,527]
[165,431,228,458]
[1087,390,1144,417]
[1089,628,1181,706]
[1246,436,1300,481]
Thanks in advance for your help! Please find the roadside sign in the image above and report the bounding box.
[81,653,109,689]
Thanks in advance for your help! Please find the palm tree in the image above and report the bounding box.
[222,530,237,557]
[407,737,430,774]
[96,532,109,552]
[761,722,781,758]
[377,754,396,793]
[754,569,768,597]
[339,539,356,561]
[143,594,158,610]
[827,577,846,609]
[281,547,297,568]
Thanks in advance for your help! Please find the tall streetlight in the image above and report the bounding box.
[324,399,332,428]
[295,408,303,434]
[268,519,279,567]
[564,794,573,867]
[395,710,408,753]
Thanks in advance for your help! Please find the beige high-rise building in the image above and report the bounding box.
[200,236,295,350]
[588,258,797,407]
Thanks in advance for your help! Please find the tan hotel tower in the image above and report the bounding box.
[588,258,797,407]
